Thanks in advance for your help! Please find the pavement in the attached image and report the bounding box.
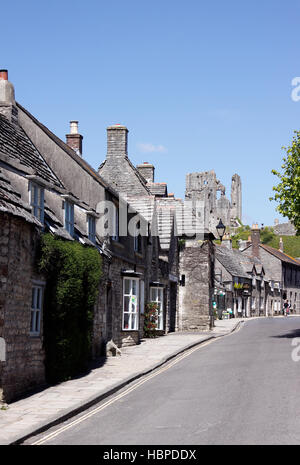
[0,317,248,445]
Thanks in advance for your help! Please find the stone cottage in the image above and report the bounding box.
[214,237,267,318]
[98,126,180,333]
[0,70,160,402]
[241,225,300,315]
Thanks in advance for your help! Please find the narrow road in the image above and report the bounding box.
[27,317,300,445]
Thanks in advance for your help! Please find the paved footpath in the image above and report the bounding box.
[0,317,256,445]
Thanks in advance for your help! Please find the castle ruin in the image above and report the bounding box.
[185,171,242,234]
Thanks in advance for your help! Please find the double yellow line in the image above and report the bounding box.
[32,325,242,445]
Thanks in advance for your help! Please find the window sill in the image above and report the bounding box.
[134,251,143,258]
[30,333,41,338]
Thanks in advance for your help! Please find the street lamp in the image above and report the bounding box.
[216,218,226,243]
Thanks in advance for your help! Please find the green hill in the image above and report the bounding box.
[231,226,300,259]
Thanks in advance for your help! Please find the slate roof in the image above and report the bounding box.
[146,182,167,197]
[125,196,156,223]
[0,165,103,245]
[241,242,300,266]
[260,244,300,266]
[156,198,180,250]
[215,246,251,279]
[17,102,121,199]
[0,113,62,187]
[98,156,151,196]
[0,167,42,226]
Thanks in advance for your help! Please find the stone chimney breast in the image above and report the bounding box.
[136,162,155,183]
[222,233,232,250]
[0,69,18,124]
[107,124,128,159]
[279,237,284,253]
[251,223,261,258]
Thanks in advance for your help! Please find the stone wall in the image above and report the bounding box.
[178,241,214,331]
[273,221,296,236]
[136,163,155,183]
[0,213,45,403]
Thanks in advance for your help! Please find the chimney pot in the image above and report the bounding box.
[0,70,8,81]
[70,121,78,134]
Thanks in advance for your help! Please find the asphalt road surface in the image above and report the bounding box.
[27,317,300,445]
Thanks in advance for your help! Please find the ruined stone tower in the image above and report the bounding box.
[185,170,242,235]
[230,174,242,221]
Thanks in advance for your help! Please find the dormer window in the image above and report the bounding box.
[29,182,44,223]
[88,215,96,243]
[64,200,74,236]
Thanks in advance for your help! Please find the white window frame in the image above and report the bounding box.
[64,200,74,236]
[140,280,145,315]
[123,278,139,331]
[29,181,44,223]
[30,285,44,336]
[88,215,96,243]
[150,287,164,330]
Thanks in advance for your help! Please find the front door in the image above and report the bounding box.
[169,283,177,332]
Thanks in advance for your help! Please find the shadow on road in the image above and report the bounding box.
[271,328,300,339]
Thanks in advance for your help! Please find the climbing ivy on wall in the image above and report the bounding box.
[38,234,102,384]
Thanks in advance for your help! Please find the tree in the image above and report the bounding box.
[270,130,300,235]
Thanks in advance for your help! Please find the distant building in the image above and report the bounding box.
[241,225,300,315]
[185,170,242,236]
[273,219,296,236]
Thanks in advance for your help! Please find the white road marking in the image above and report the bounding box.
[31,324,243,445]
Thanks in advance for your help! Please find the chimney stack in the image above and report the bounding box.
[251,223,260,258]
[279,237,284,253]
[66,121,83,156]
[136,162,155,183]
[107,124,128,159]
[0,69,18,124]
[222,233,232,250]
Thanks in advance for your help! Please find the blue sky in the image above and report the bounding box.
[2,0,300,226]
